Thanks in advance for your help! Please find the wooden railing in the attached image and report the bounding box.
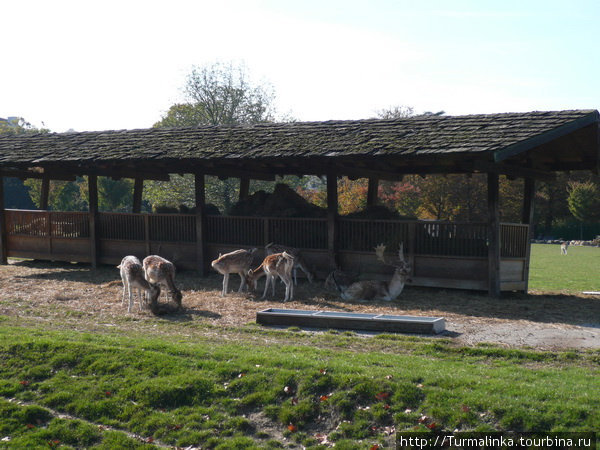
[6,210,90,238]
[4,210,530,259]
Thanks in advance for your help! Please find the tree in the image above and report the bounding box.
[567,181,600,223]
[149,62,278,213]
[1,117,47,209]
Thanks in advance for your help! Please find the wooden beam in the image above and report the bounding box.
[88,175,99,269]
[326,170,339,270]
[487,173,501,297]
[40,177,50,210]
[521,177,535,294]
[0,176,7,264]
[367,178,379,207]
[474,161,555,182]
[132,177,143,213]
[195,173,207,276]
[0,169,77,181]
[239,178,250,201]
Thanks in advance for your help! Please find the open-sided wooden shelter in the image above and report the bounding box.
[0,109,598,296]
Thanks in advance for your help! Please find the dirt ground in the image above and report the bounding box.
[0,259,599,351]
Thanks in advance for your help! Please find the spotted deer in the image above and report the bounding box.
[211,248,257,296]
[118,255,161,312]
[265,242,314,284]
[247,252,295,302]
[142,255,183,308]
[332,243,411,301]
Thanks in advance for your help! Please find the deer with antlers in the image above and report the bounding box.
[332,243,411,301]
[247,252,295,302]
[118,255,161,312]
[265,243,314,285]
[142,255,183,308]
[211,248,257,296]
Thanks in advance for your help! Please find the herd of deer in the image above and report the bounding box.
[118,242,412,312]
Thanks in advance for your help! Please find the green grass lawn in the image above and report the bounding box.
[0,320,598,449]
[528,244,600,293]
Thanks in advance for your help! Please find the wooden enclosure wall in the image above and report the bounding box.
[3,210,529,291]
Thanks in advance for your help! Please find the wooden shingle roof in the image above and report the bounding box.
[0,109,598,181]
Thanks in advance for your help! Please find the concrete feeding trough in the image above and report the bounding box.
[256,308,446,334]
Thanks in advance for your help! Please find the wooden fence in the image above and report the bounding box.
[3,210,530,291]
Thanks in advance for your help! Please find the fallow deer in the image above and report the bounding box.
[332,243,411,301]
[211,248,257,296]
[118,255,161,312]
[561,241,569,255]
[247,252,295,302]
[265,242,314,284]
[142,255,183,308]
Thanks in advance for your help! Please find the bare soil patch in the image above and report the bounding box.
[1,260,599,350]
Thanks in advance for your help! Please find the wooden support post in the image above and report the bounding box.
[366,178,379,207]
[195,172,207,276]
[88,175,99,268]
[521,177,536,293]
[326,171,339,270]
[487,173,501,297]
[132,177,143,213]
[40,177,50,210]
[239,177,250,201]
[0,176,7,264]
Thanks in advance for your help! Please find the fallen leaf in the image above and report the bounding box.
[375,391,390,401]
[461,404,471,413]
[19,380,30,386]
[383,404,390,410]
[319,368,327,374]
[370,445,380,450]
[319,395,329,402]
[426,422,437,429]
[287,424,297,432]
[418,415,429,423]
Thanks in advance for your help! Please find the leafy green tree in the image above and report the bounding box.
[1,117,47,209]
[567,181,600,223]
[149,61,277,213]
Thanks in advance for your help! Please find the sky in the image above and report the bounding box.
[2,0,599,132]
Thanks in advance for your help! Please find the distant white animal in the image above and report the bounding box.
[118,255,160,312]
[561,242,569,255]
[211,248,257,296]
[142,255,183,308]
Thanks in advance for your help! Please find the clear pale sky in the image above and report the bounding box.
[2,0,598,132]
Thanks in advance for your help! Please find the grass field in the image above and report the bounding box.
[528,244,600,293]
[0,246,598,448]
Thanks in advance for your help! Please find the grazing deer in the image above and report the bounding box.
[142,255,183,308]
[560,241,569,255]
[247,252,295,302]
[118,255,161,312]
[332,243,411,301]
[265,242,314,284]
[211,248,257,296]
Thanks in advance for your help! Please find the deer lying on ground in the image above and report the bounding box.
[142,255,183,308]
[118,255,161,312]
[211,248,257,296]
[265,242,314,284]
[561,241,569,255]
[332,243,411,301]
[247,252,295,302]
